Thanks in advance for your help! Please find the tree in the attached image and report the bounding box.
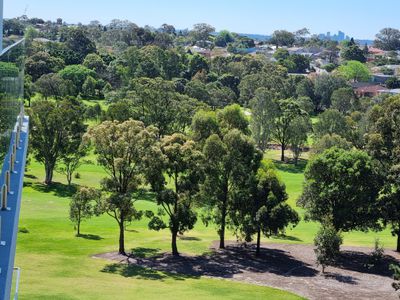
[298,147,381,232]
[216,104,249,135]
[312,134,352,154]
[59,65,96,96]
[340,38,367,63]
[201,130,261,249]
[235,160,299,255]
[29,99,86,184]
[147,134,203,256]
[191,110,219,144]
[190,23,215,47]
[367,96,400,251]
[288,115,312,164]
[188,54,209,77]
[58,142,88,186]
[271,98,307,162]
[313,109,350,139]
[374,28,400,51]
[215,30,235,47]
[314,223,343,273]
[87,120,163,255]
[25,51,65,81]
[250,88,279,152]
[70,187,100,236]
[35,73,71,99]
[314,74,348,110]
[338,60,371,82]
[64,27,97,64]
[83,53,106,74]
[331,87,357,114]
[270,30,295,48]
[82,76,97,99]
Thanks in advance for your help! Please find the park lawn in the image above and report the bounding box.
[16,159,305,300]
[14,148,396,299]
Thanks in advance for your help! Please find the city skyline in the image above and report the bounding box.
[5,0,400,40]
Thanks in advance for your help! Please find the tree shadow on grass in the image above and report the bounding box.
[77,233,103,241]
[24,173,38,180]
[122,244,318,279]
[101,263,197,281]
[130,247,161,258]
[28,181,77,198]
[179,236,202,241]
[274,159,307,174]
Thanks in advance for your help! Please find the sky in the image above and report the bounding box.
[4,0,400,39]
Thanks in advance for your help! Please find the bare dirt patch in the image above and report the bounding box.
[94,242,400,300]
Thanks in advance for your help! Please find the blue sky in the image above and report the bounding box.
[5,0,400,39]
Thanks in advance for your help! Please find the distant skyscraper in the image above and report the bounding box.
[338,31,345,41]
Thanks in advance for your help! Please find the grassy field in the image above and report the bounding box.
[14,146,396,299]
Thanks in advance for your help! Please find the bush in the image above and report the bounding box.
[18,227,29,233]
[365,238,384,269]
[74,172,81,179]
[314,223,342,273]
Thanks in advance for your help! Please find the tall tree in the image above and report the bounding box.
[338,60,371,82]
[298,147,382,233]
[147,134,203,256]
[201,130,261,248]
[374,28,400,51]
[87,120,163,254]
[29,99,86,184]
[270,30,295,48]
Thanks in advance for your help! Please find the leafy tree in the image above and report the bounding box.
[338,60,371,82]
[58,142,89,186]
[35,73,71,99]
[190,23,215,47]
[25,51,65,81]
[298,147,381,232]
[82,76,97,99]
[340,38,367,62]
[201,130,261,248]
[64,27,97,64]
[29,99,86,184]
[312,134,352,154]
[216,104,249,135]
[314,223,343,273]
[288,115,312,164]
[70,187,100,236]
[273,49,290,61]
[234,160,299,255]
[59,65,96,96]
[313,109,351,139]
[314,74,348,110]
[184,80,211,103]
[374,28,400,51]
[188,54,209,77]
[191,109,220,145]
[215,30,235,47]
[270,30,295,48]
[147,134,203,256]
[83,53,106,74]
[331,87,357,114]
[87,120,163,254]
[271,98,307,162]
[367,96,400,251]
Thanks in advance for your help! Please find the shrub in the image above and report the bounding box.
[314,223,342,273]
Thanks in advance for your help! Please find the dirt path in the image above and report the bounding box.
[94,242,400,300]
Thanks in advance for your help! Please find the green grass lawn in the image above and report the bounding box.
[16,158,305,300]
[14,147,396,299]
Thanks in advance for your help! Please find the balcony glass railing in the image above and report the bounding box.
[0,40,24,171]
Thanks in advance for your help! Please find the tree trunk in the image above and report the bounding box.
[397,233,400,252]
[118,221,126,255]
[219,194,227,249]
[171,230,179,256]
[67,172,72,186]
[45,164,54,185]
[77,220,80,236]
[256,227,261,256]
[281,144,285,162]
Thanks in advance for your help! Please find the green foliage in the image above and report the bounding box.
[331,87,357,114]
[217,104,249,135]
[312,134,352,154]
[313,109,350,139]
[191,110,219,144]
[314,74,348,110]
[270,30,295,48]
[337,60,371,82]
[374,28,400,51]
[340,38,366,63]
[70,187,101,235]
[59,65,96,96]
[26,51,65,81]
[87,120,164,254]
[299,147,382,232]
[29,98,86,184]
[314,223,343,273]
